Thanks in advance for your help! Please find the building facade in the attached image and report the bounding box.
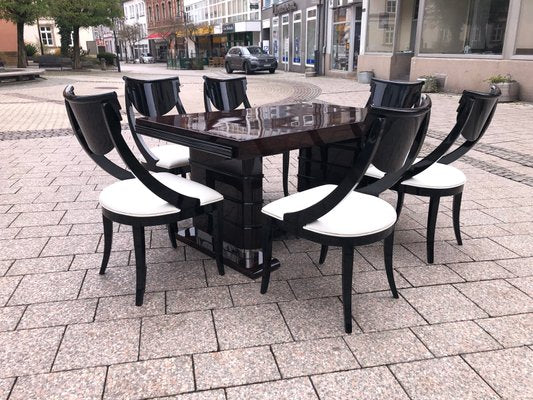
[122,0,149,60]
[24,19,95,55]
[0,20,17,65]
[146,0,186,60]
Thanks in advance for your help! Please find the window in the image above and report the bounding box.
[281,14,289,63]
[366,0,395,52]
[40,26,53,46]
[293,11,302,64]
[331,7,351,70]
[161,2,166,19]
[272,16,279,59]
[515,0,533,55]
[386,0,396,13]
[156,4,160,20]
[168,1,172,17]
[305,7,317,66]
[420,0,509,54]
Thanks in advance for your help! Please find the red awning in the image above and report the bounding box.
[147,32,170,40]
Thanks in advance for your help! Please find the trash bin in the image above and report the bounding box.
[357,71,374,84]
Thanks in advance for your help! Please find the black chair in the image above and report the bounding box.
[260,96,432,333]
[366,77,424,108]
[202,75,291,197]
[365,86,501,263]
[64,85,225,306]
[123,76,190,176]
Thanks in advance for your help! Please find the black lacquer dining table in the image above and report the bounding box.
[136,102,367,278]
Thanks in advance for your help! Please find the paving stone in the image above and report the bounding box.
[344,328,433,367]
[284,238,321,253]
[11,210,65,227]
[53,319,140,371]
[143,261,206,292]
[288,275,342,300]
[401,285,487,324]
[10,367,106,400]
[270,253,322,281]
[161,390,226,400]
[312,367,409,400]
[214,303,291,350]
[229,280,294,306]
[79,266,136,298]
[18,298,97,329]
[308,248,375,275]
[476,314,533,347]
[507,276,533,296]
[398,265,464,286]
[0,326,63,378]
[495,257,533,277]
[460,224,511,239]
[60,208,101,224]
[279,297,356,340]
[16,224,71,239]
[7,255,73,275]
[358,244,425,269]
[496,234,533,257]
[0,276,21,306]
[352,269,411,294]
[105,357,194,399]
[167,286,232,313]
[41,234,100,256]
[0,237,48,260]
[0,378,13,400]
[194,346,280,390]
[463,347,533,400]
[70,251,130,270]
[404,241,473,264]
[96,292,165,320]
[272,337,358,378]
[226,377,318,400]
[390,356,499,400]
[0,306,24,331]
[455,279,533,316]
[353,291,426,332]
[204,259,251,287]
[0,227,19,240]
[9,270,85,305]
[0,260,12,276]
[0,213,17,228]
[483,207,533,223]
[457,238,519,261]
[140,311,217,359]
[447,260,515,281]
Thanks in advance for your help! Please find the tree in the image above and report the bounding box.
[56,19,72,57]
[0,0,45,67]
[117,22,141,62]
[49,0,122,69]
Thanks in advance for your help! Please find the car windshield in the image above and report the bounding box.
[246,46,266,55]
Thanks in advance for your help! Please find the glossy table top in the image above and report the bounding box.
[136,102,367,159]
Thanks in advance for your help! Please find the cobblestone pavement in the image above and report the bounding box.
[0,64,532,399]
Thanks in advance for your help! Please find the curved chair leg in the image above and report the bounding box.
[133,225,147,306]
[452,192,463,246]
[167,223,177,249]
[427,196,441,264]
[384,232,398,298]
[100,215,113,275]
[319,245,329,264]
[260,218,274,294]
[212,204,225,276]
[282,151,289,197]
[396,190,405,217]
[341,245,354,334]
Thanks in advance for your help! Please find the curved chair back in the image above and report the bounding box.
[63,85,132,180]
[203,76,251,112]
[283,96,432,230]
[367,78,424,108]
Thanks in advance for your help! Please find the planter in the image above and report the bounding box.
[417,76,438,93]
[357,71,374,84]
[493,81,519,102]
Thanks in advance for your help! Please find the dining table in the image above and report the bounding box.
[136,102,368,278]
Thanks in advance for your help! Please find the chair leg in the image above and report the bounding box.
[212,204,225,276]
[427,196,441,264]
[132,225,147,306]
[396,190,405,217]
[453,192,463,246]
[167,223,177,249]
[384,232,398,298]
[100,215,113,275]
[282,151,289,197]
[319,244,329,264]
[260,218,274,294]
[341,245,354,334]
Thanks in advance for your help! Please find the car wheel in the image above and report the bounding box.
[269,68,276,74]
[225,62,233,74]
[244,62,253,75]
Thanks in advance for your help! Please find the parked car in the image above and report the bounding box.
[225,46,277,74]
[140,53,155,63]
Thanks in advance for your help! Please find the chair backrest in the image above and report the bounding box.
[63,85,200,210]
[366,78,424,108]
[203,76,251,112]
[63,85,132,180]
[283,96,432,230]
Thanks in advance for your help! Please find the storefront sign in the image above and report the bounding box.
[273,1,297,15]
[222,23,235,33]
[249,0,259,9]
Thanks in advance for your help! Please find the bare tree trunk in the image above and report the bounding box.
[73,27,81,69]
[16,22,27,68]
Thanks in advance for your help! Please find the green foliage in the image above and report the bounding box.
[49,0,123,29]
[0,0,44,24]
[96,52,116,66]
[486,74,514,84]
[25,42,38,57]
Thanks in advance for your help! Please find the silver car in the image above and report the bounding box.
[140,53,154,63]
[225,46,278,74]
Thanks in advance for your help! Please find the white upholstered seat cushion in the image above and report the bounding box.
[262,184,397,238]
[365,160,466,190]
[99,172,223,218]
[149,144,190,169]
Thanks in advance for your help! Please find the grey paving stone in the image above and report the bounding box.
[60,208,100,225]
[401,285,487,324]
[463,347,533,400]
[496,234,533,257]
[390,356,499,400]
[0,326,63,378]
[0,237,48,260]
[0,261,12,277]
[272,337,358,378]
[70,251,130,270]
[358,244,425,269]
[412,320,501,357]
[447,260,515,281]
[167,286,232,313]
[230,280,295,306]
[140,311,217,359]
[213,303,291,350]
[507,276,533,296]
[284,238,321,253]
[204,259,252,287]
[457,238,519,261]
[398,265,464,286]
[270,253,322,281]
[495,257,533,277]
[95,292,165,321]
[226,377,318,400]
[308,248,375,275]
[455,279,533,316]
[0,378,13,400]
[53,319,140,371]
[312,367,409,400]
[279,297,356,340]
[79,267,136,298]
[0,276,22,306]
[16,224,71,239]
[194,346,280,390]
[104,357,194,399]
[0,306,24,331]
[476,314,533,347]
[10,367,106,400]
[404,241,473,264]
[11,210,65,227]
[353,291,426,332]
[289,275,342,300]
[461,224,511,239]
[41,234,100,257]
[162,390,226,400]
[9,270,85,305]
[7,255,73,275]
[344,328,433,367]
[352,269,411,294]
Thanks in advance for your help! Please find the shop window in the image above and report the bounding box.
[272,17,279,59]
[281,14,289,63]
[331,7,351,70]
[293,11,302,64]
[305,7,317,66]
[40,26,53,46]
[156,4,160,21]
[365,0,395,52]
[420,0,509,55]
[515,0,533,55]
